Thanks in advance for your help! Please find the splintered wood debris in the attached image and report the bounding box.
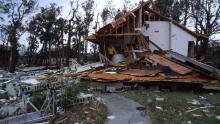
[79,67,220,90]
[75,51,220,90]
[146,54,192,75]
[119,69,162,77]
[82,1,220,90]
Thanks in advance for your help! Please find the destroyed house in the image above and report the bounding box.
[86,1,206,58]
[84,1,220,90]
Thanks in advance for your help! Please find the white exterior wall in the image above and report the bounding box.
[141,21,197,56]
[141,21,170,51]
[170,24,196,56]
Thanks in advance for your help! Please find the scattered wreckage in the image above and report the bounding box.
[82,1,220,90]
[0,1,220,123]
[77,57,220,91]
[0,65,104,124]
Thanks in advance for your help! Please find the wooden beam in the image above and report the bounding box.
[148,39,163,51]
[147,54,192,75]
[139,2,143,28]
[133,14,136,32]
[131,12,136,18]
[111,17,126,28]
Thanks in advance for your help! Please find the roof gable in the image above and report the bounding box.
[86,0,207,42]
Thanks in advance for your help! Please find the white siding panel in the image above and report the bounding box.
[141,21,197,56]
[171,24,197,56]
[141,21,170,51]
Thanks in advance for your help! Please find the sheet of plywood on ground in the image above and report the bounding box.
[84,71,207,83]
[119,69,162,77]
[130,74,208,83]
[147,54,192,75]
[81,70,220,90]
[202,81,220,90]
[87,72,132,81]
[163,72,202,79]
[86,73,206,84]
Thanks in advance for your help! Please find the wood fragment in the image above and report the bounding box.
[147,54,192,75]
[119,69,162,77]
[111,17,126,28]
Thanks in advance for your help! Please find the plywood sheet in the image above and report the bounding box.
[147,54,192,75]
[119,69,161,77]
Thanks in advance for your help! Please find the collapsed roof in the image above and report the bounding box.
[82,1,220,90]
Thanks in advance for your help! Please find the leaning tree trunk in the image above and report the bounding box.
[48,40,52,67]
[59,28,64,68]
[8,25,19,73]
[66,20,72,66]
[77,36,82,63]
[9,39,18,73]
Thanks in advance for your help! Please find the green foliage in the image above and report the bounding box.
[26,34,38,64]
[62,101,108,124]
[154,0,183,22]
[29,3,62,45]
[61,82,90,108]
[95,101,108,124]
[101,0,117,22]
[82,0,94,34]
[154,0,174,14]
[30,92,45,111]
[190,0,220,36]
[28,3,64,65]
[101,8,109,25]
[0,0,37,40]
[0,0,37,72]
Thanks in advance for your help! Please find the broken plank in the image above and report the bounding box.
[140,34,163,51]
[140,35,149,49]
[131,12,136,18]
[145,57,155,63]
[147,54,192,75]
[119,69,162,77]
[111,17,126,28]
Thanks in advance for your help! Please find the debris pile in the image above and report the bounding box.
[120,90,220,124]
[82,1,220,90]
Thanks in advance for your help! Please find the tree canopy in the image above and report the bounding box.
[0,0,37,72]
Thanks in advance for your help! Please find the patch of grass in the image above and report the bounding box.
[60,82,91,108]
[96,101,108,124]
[62,100,108,124]
[120,91,151,104]
[119,91,220,124]
[203,93,220,104]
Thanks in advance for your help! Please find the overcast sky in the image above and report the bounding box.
[1,0,219,48]
[16,0,141,48]
[36,0,141,20]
